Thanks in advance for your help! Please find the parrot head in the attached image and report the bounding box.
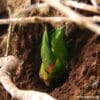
[39,63,56,86]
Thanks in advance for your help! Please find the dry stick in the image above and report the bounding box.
[63,0,100,14]
[5,24,12,56]
[5,23,16,56]
[0,71,19,97]
[0,56,56,100]
[13,1,100,17]
[0,56,19,98]
[42,0,100,34]
[0,2,99,25]
[5,6,13,56]
[87,16,100,22]
[0,16,70,24]
[0,2,99,34]
[0,16,100,24]
[12,0,100,34]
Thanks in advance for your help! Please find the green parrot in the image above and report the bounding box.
[39,25,68,86]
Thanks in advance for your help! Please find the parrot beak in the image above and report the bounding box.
[44,80,51,87]
[39,72,51,86]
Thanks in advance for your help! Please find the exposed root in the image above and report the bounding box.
[0,56,56,100]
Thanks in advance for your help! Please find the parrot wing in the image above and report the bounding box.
[48,27,68,78]
[39,26,56,80]
[50,27,68,65]
[39,26,68,85]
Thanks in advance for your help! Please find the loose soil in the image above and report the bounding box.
[0,0,100,100]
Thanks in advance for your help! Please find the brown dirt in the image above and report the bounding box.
[0,0,100,100]
[50,30,100,100]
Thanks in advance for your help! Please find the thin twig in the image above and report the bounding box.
[42,0,100,34]
[0,16,70,24]
[5,6,13,56]
[0,16,99,34]
[0,16,100,24]
[5,24,12,56]
[63,0,100,14]
[0,1,99,34]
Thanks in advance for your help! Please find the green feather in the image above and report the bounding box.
[39,26,55,80]
[48,27,68,78]
[39,26,68,85]
[50,27,68,64]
